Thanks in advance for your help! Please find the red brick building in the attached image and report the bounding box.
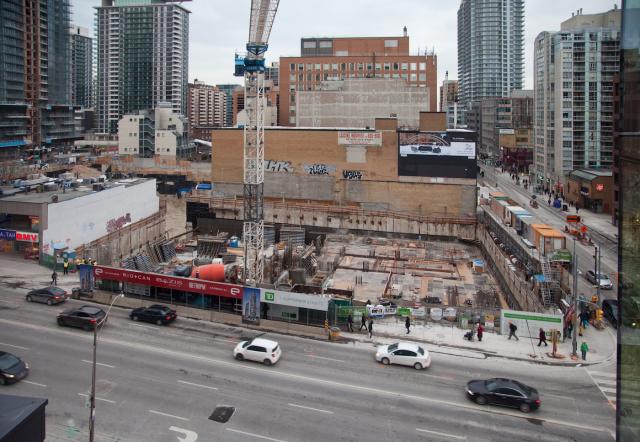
[279,34,437,126]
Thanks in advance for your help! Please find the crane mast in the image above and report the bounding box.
[235,0,280,286]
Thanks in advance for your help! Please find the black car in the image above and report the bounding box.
[57,305,106,331]
[602,299,619,328]
[26,286,68,305]
[0,351,29,385]
[130,304,177,325]
[466,378,540,413]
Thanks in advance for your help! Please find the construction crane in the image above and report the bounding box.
[234,0,280,285]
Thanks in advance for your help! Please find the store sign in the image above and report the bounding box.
[338,131,382,146]
[0,229,16,241]
[500,310,563,338]
[93,265,242,299]
[16,231,39,242]
[260,289,329,311]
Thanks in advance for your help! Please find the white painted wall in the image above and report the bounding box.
[118,116,140,155]
[155,130,177,156]
[42,179,159,255]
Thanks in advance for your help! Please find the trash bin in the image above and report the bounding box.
[329,327,341,341]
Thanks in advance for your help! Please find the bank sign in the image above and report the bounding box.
[260,289,329,311]
[500,309,563,338]
[0,229,39,242]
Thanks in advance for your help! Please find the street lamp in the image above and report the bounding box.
[571,239,579,358]
[89,293,124,442]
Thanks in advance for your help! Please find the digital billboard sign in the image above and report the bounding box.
[398,131,477,178]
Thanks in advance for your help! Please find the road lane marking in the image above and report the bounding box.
[148,410,189,421]
[82,359,114,368]
[589,371,616,378]
[305,354,346,363]
[288,403,333,414]
[416,428,467,440]
[23,380,47,387]
[0,317,614,437]
[177,380,218,390]
[0,342,29,350]
[129,323,158,331]
[77,393,116,404]
[226,428,288,442]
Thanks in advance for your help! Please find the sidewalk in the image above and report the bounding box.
[0,255,616,366]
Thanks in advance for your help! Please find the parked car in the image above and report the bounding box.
[602,299,619,328]
[233,338,281,366]
[466,378,540,413]
[57,305,106,331]
[130,304,177,325]
[375,342,431,370]
[26,286,68,305]
[585,271,613,290]
[0,351,29,385]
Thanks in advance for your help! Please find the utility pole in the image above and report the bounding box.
[594,244,601,303]
[572,239,579,358]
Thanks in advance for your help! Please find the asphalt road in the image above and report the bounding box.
[0,289,615,442]
[480,165,618,302]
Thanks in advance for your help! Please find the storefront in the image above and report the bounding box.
[566,169,613,214]
[0,226,40,259]
[260,288,330,326]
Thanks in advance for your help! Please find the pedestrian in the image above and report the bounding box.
[567,322,573,339]
[508,321,519,341]
[359,312,367,331]
[537,328,548,347]
[63,260,69,275]
[368,319,373,339]
[347,314,354,332]
[405,316,411,334]
[51,271,58,286]
[581,341,589,360]
[581,311,589,328]
[477,323,484,342]
[576,206,579,213]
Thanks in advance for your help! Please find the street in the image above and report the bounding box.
[480,164,618,301]
[0,287,615,442]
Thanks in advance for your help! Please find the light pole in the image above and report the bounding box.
[571,239,579,358]
[89,293,124,442]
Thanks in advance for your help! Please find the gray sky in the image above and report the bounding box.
[72,0,617,92]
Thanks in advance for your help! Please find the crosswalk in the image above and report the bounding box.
[586,369,617,407]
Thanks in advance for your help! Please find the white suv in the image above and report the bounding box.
[234,338,282,366]
[375,342,431,370]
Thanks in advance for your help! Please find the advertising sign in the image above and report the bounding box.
[0,229,17,241]
[16,231,39,242]
[500,310,563,338]
[93,265,242,299]
[260,289,329,311]
[242,287,260,325]
[398,130,477,179]
[78,264,95,291]
[338,131,382,146]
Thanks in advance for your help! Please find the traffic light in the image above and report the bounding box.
[596,309,603,321]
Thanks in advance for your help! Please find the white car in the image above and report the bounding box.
[375,342,431,370]
[233,338,282,366]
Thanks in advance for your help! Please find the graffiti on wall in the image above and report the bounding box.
[342,170,364,180]
[303,164,336,175]
[106,213,132,233]
[264,160,292,173]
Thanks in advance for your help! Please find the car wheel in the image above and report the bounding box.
[132,315,139,321]
[263,359,272,366]
[47,299,53,306]
[519,403,531,413]
[414,362,423,370]
[235,353,244,361]
[156,319,163,325]
[57,318,65,326]
[475,395,487,405]
[83,324,92,332]
[26,295,32,302]
[381,357,390,365]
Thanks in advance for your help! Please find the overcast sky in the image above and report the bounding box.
[72,0,617,92]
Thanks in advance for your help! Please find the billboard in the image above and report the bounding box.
[242,287,260,324]
[398,131,477,178]
[338,131,382,146]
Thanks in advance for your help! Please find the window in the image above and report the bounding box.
[384,39,398,48]
[335,50,348,56]
[323,63,329,70]
[290,74,295,82]
[410,62,417,71]
[319,40,332,48]
[393,62,399,70]
[306,64,313,70]
[303,41,316,49]
[410,73,417,81]
[298,63,303,70]
[401,63,408,70]
[247,345,266,352]
[384,62,390,71]
[419,62,426,70]
[331,63,338,70]
[419,73,426,81]
[315,63,321,70]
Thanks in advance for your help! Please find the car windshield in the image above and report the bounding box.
[0,354,20,370]
[242,341,250,349]
[272,345,279,352]
[388,343,399,352]
[417,347,425,356]
[598,274,610,280]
